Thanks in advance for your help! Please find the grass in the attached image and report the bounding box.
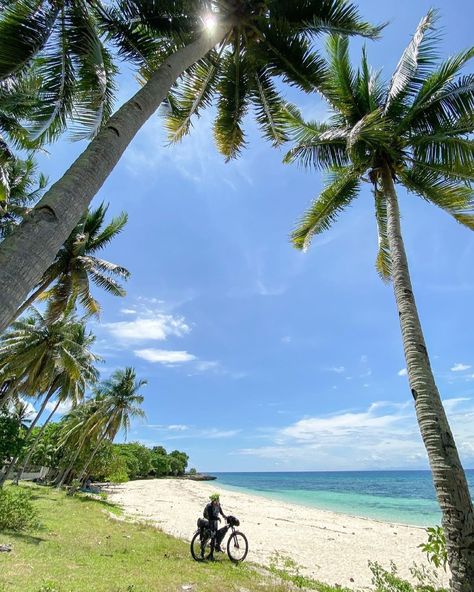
[0,484,330,592]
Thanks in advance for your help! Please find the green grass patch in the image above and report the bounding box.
[0,484,299,592]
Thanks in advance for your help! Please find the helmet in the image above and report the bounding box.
[209,493,220,502]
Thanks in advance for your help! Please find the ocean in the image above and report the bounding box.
[212,470,474,527]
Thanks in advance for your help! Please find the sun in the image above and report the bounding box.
[203,13,218,32]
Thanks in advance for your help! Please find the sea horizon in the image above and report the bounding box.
[209,469,474,527]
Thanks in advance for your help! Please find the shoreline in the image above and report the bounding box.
[105,478,449,590]
[212,480,435,529]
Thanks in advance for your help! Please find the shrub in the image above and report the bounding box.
[0,487,39,531]
[419,526,448,571]
[368,561,448,592]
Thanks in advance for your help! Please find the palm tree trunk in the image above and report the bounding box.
[0,383,56,487]
[15,398,60,484]
[56,434,88,488]
[13,277,53,322]
[0,24,230,334]
[382,162,474,592]
[68,432,107,494]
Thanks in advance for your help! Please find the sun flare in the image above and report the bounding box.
[203,13,218,32]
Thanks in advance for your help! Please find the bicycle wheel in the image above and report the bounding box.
[190,531,213,561]
[227,531,248,563]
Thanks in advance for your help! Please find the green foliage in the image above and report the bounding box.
[286,11,474,277]
[268,551,338,591]
[0,486,39,531]
[419,526,448,571]
[369,561,447,592]
[150,450,170,477]
[0,412,24,464]
[39,203,130,322]
[115,443,152,480]
[168,450,189,476]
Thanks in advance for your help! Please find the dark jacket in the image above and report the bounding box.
[204,501,225,522]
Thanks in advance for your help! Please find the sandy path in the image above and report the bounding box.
[105,479,448,590]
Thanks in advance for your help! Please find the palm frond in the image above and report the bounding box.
[269,0,384,39]
[213,50,250,160]
[87,210,128,253]
[292,166,360,251]
[407,74,474,133]
[374,188,391,281]
[28,15,76,142]
[251,70,288,147]
[68,1,117,139]
[323,34,358,119]
[402,46,474,132]
[347,108,394,167]
[282,104,348,169]
[411,134,474,170]
[165,51,220,143]
[254,20,328,92]
[385,9,439,112]
[400,167,474,230]
[0,0,58,80]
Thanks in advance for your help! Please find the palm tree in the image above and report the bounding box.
[283,12,474,590]
[54,396,105,487]
[14,203,130,322]
[15,322,99,483]
[73,368,146,487]
[0,0,116,143]
[0,157,47,238]
[0,0,382,332]
[0,310,99,486]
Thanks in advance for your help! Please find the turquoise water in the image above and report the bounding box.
[212,470,474,527]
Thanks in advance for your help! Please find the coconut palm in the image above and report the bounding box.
[0,310,99,486]
[74,367,146,486]
[0,0,382,332]
[15,322,99,483]
[54,396,105,487]
[0,0,116,143]
[0,157,47,238]
[283,12,474,589]
[14,203,130,322]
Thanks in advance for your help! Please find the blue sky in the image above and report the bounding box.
[36,0,474,472]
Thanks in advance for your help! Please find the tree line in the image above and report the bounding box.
[1,405,188,484]
[0,1,473,588]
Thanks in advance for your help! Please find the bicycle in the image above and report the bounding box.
[190,515,248,563]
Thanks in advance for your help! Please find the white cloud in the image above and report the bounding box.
[148,424,240,440]
[135,349,196,364]
[237,398,474,470]
[106,313,190,342]
[45,400,72,416]
[201,429,241,439]
[398,368,408,376]
[120,308,137,315]
[329,366,345,374]
[167,424,190,431]
[451,363,471,372]
[195,361,220,372]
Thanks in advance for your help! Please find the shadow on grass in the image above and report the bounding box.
[1,531,47,546]
[74,494,122,515]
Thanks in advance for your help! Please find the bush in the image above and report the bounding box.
[0,487,39,531]
[419,526,448,571]
[368,561,448,592]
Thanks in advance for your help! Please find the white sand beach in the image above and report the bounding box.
[105,478,449,590]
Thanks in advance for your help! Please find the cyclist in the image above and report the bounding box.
[203,493,227,557]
